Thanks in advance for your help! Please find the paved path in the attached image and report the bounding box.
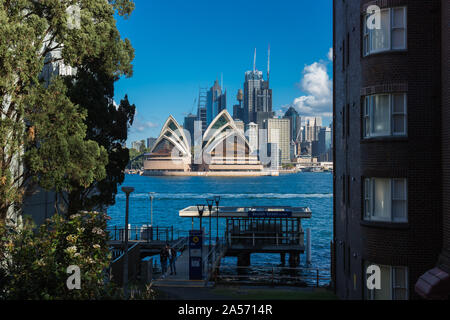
[152,245,212,287]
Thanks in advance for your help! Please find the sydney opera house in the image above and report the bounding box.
[143,110,272,176]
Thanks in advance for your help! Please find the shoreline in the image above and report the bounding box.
[125,170,333,177]
[141,171,279,177]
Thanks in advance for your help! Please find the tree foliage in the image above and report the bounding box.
[25,78,108,193]
[0,211,118,299]
[128,146,151,170]
[64,63,136,213]
[0,0,136,222]
[0,212,157,300]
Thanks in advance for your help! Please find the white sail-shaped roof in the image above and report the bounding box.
[151,116,190,156]
[202,110,252,155]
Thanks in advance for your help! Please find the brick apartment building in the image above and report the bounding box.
[333,0,450,299]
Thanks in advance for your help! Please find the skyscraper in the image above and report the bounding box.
[318,126,332,156]
[283,107,302,143]
[245,122,259,156]
[243,48,273,128]
[147,137,157,150]
[333,0,450,300]
[233,89,244,121]
[302,117,322,142]
[131,140,145,151]
[183,113,197,145]
[206,80,226,126]
[265,118,290,164]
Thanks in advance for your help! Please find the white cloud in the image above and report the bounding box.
[327,47,333,61]
[131,117,159,133]
[282,50,333,118]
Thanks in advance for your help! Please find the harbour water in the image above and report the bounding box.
[107,172,333,282]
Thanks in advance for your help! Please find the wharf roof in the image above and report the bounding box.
[179,206,312,218]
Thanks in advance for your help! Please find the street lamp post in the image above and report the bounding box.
[214,196,221,243]
[196,204,205,234]
[121,186,134,299]
[206,199,214,251]
[149,192,155,226]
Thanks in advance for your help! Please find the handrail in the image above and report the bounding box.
[203,239,228,282]
[172,236,188,252]
[112,242,140,264]
[227,235,303,240]
[107,225,174,243]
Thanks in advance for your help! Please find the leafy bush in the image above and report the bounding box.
[0,211,122,300]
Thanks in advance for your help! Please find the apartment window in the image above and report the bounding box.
[364,178,407,222]
[363,7,407,56]
[365,262,408,300]
[363,93,407,138]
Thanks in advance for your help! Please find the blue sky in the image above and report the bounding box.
[114,0,333,145]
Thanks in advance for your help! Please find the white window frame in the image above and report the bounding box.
[363,178,408,223]
[363,7,407,56]
[392,266,409,300]
[391,94,408,136]
[363,93,407,138]
[364,178,372,219]
[365,262,409,300]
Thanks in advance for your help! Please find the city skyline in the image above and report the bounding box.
[113,0,333,145]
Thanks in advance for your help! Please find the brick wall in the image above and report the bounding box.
[334,0,443,300]
[440,0,450,270]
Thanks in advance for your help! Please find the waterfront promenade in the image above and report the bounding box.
[107,173,333,283]
[142,171,278,177]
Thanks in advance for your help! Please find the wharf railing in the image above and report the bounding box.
[226,232,304,247]
[107,226,174,243]
[215,265,331,287]
[203,238,227,281]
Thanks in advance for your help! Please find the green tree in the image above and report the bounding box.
[25,78,108,197]
[139,140,146,153]
[128,146,150,170]
[63,62,135,215]
[0,0,135,222]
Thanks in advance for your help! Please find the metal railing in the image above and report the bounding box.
[226,232,304,247]
[215,265,331,287]
[109,246,124,260]
[109,242,141,286]
[203,238,227,281]
[107,226,174,243]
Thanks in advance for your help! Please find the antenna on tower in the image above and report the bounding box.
[267,44,271,82]
[253,48,256,72]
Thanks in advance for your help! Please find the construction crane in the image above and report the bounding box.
[190,97,197,115]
